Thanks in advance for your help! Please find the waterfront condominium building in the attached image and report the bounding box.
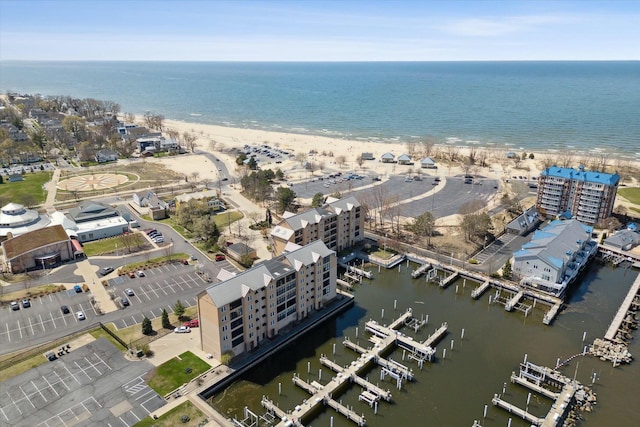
[512,219,596,296]
[197,240,336,360]
[269,196,364,256]
[536,166,619,225]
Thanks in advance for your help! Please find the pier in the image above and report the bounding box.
[411,262,432,279]
[604,273,640,342]
[491,358,582,427]
[505,290,524,311]
[339,262,373,279]
[319,356,393,402]
[543,302,563,325]
[439,271,459,288]
[471,280,491,299]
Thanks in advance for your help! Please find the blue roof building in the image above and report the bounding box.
[536,165,619,225]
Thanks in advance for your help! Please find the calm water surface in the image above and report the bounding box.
[211,263,639,426]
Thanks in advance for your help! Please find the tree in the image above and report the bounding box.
[410,211,435,246]
[335,155,346,168]
[141,316,153,335]
[174,300,186,320]
[276,187,296,213]
[311,192,325,207]
[502,259,512,279]
[161,308,171,329]
[458,200,492,242]
[182,131,197,152]
[62,115,86,142]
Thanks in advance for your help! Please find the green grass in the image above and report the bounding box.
[213,211,243,230]
[121,253,189,272]
[147,351,210,396]
[0,171,52,205]
[156,217,192,239]
[82,237,120,256]
[371,249,397,260]
[133,401,206,427]
[89,327,127,351]
[618,187,640,205]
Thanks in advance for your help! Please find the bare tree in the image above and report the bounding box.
[445,145,459,162]
[335,155,346,168]
[182,131,197,153]
[420,136,436,158]
[405,141,418,158]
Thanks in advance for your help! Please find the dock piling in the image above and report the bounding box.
[461,328,465,340]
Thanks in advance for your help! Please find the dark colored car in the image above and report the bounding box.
[99,266,114,276]
[74,285,83,293]
[215,254,226,261]
[61,305,70,314]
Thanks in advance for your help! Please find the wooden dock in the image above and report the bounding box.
[471,280,491,299]
[492,394,544,425]
[411,262,432,279]
[319,355,392,401]
[339,262,373,279]
[440,271,459,288]
[604,273,640,341]
[543,302,562,325]
[505,290,524,311]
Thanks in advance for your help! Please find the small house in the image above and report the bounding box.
[361,152,374,161]
[381,152,395,163]
[397,154,412,165]
[95,149,118,163]
[227,242,257,262]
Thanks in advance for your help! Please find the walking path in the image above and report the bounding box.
[72,259,118,313]
[44,167,61,214]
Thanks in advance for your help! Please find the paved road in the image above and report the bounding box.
[0,338,165,427]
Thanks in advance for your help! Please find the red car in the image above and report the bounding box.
[181,259,189,265]
[184,319,199,328]
[215,254,226,261]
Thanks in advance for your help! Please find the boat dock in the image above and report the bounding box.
[491,358,581,427]
[604,273,640,342]
[411,262,432,278]
[543,302,563,325]
[440,271,459,288]
[505,290,524,311]
[339,262,373,279]
[471,280,491,299]
[319,355,393,402]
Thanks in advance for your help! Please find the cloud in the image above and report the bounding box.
[438,14,578,37]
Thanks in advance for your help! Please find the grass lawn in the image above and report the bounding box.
[103,305,197,345]
[213,211,243,231]
[147,351,210,396]
[134,400,206,427]
[618,187,640,205]
[0,171,52,205]
[121,253,189,272]
[0,284,67,303]
[371,249,397,260]
[82,237,120,256]
[89,328,127,351]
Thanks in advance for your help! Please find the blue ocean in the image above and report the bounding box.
[1,61,639,157]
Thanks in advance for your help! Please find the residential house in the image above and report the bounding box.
[536,166,619,225]
[505,206,541,235]
[226,243,257,262]
[95,149,118,163]
[603,229,640,251]
[197,240,336,360]
[270,196,364,255]
[361,152,375,161]
[132,191,168,220]
[175,190,224,212]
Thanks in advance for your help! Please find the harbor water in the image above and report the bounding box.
[210,262,639,426]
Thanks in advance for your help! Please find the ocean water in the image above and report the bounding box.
[1,61,639,157]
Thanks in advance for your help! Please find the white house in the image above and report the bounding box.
[420,157,437,169]
[397,154,412,165]
[95,149,118,163]
[380,152,395,163]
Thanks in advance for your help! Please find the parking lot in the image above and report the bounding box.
[107,260,230,329]
[0,289,97,344]
[0,338,165,426]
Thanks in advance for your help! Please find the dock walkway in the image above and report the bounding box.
[604,273,640,341]
[471,280,491,299]
[492,395,544,425]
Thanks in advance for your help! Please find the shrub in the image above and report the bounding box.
[142,316,153,335]
[468,259,479,264]
[220,351,234,366]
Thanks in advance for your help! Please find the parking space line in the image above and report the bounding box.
[42,376,60,397]
[5,323,10,342]
[49,312,57,329]
[146,285,160,299]
[48,294,54,302]
[30,380,47,403]
[135,389,154,401]
[19,385,35,408]
[74,361,92,380]
[52,371,71,391]
[61,312,68,326]
[27,317,35,335]
[90,301,99,316]
[63,366,81,385]
[131,315,138,325]
[38,314,46,331]
[129,410,141,422]
[156,283,168,296]
[140,394,159,413]
[84,357,103,376]
[0,406,8,422]
[16,320,23,339]
[118,416,129,426]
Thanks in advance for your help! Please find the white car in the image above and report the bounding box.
[174,326,191,333]
[137,271,146,277]
[76,311,85,321]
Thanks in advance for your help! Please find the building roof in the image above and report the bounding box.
[397,153,412,161]
[228,242,254,255]
[513,219,593,270]
[420,157,436,165]
[0,202,50,237]
[96,149,117,157]
[603,229,640,249]
[67,202,119,223]
[2,224,69,260]
[205,241,332,307]
[327,195,360,214]
[381,152,395,159]
[540,166,620,186]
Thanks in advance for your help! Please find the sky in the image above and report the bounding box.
[0,0,638,61]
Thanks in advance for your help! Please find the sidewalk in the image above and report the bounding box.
[44,168,61,214]
[72,259,118,313]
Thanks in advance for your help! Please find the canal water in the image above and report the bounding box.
[210,262,639,427]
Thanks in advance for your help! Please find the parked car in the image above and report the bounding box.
[144,229,157,235]
[10,301,19,311]
[121,297,129,307]
[125,288,135,296]
[184,319,199,328]
[60,305,70,314]
[99,266,114,276]
[76,311,85,321]
[74,285,83,293]
[174,326,191,333]
[215,254,226,262]
[22,299,31,308]
[128,271,136,278]
[137,270,145,277]
[181,259,189,265]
